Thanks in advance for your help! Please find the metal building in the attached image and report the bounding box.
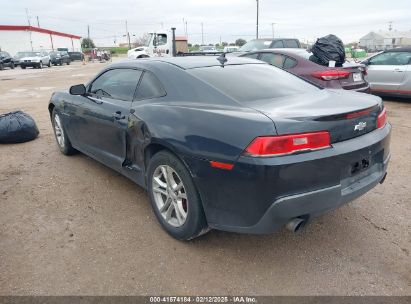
[0,25,82,56]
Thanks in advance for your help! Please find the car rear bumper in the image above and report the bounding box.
[184,123,391,234]
[350,84,370,93]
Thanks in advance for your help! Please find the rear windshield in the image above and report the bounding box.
[189,64,319,102]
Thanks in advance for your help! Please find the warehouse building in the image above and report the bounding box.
[359,30,411,51]
[0,25,82,56]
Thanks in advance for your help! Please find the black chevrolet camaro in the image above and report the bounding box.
[48,56,391,240]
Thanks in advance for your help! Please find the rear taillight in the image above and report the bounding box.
[377,107,387,129]
[244,131,331,157]
[312,70,350,81]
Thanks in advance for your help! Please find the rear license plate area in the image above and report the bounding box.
[353,73,362,82]
[350,157,370,175]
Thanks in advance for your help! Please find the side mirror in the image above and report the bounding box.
[69,84,86,95]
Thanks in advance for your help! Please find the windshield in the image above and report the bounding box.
[15,52,32,58]
[239,40,272,52]
[189,64,319,102]
[22,52,42,57]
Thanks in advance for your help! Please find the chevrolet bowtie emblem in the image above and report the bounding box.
[354,122,367,131]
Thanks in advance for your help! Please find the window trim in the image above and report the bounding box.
[87,67,143,102]
[133,70,167,101]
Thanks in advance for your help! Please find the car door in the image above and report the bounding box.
[365,51,408,92]
[70,68,143,169]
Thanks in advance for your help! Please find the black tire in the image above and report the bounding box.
[53,63,57,66]
[38,62,43,69]
[0,63,4,70]
[59,60,63,66]
[47,60,51,67]
[51,109,77,155]
[67,61,70,65]
[147,151,209,240]
[10,62,15,69]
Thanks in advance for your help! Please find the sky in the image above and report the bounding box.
[2,0,411,46]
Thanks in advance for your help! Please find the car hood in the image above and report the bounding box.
[20,56,41,60]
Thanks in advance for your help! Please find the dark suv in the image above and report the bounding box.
[49,51,71,65]
[0,51,15,70]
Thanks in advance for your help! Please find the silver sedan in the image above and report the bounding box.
[363,47,411,97]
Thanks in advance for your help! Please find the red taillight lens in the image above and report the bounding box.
[377,107,387,129]
[244,131,331,157]
[312,70,350,81]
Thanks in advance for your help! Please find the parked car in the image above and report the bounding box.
[127,47,149,59]
[0,51,15,70]
[241,49,369,92]
[48,57,390,240]
[237,38,301,53]
[49,51,71,66]
[13,52,31,67]
[362,47,411,97]
[20,51,51,69]
[68,52,84,61]
[199,45,217,53]
[223,46,239,53]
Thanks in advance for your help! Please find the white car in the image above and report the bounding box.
[223,46,239,53]
[127,47,149,59]
[19,51,51,69]
[199,46,217,53]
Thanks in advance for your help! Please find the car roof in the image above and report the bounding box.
[112,56,266,70]
[384,47,411,52]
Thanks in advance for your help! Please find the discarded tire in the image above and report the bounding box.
[0,111,39,143]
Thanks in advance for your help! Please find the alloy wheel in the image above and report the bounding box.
[152,165,188,227]
[54,113,65,148]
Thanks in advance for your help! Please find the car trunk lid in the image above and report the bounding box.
[242,89,383,144]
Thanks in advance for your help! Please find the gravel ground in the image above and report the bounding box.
[0,60,410,296]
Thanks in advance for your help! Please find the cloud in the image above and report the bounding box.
[2,0,411,45]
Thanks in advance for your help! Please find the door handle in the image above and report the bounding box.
[114,111,125,120]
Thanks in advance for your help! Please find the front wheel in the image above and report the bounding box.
[47,60,51,67]
[10,62,15,69]
[147,151,209,240]
[51,109,77,155]
[38,62,43,69]
[0,63,4,70]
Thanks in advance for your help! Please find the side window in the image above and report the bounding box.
[283,57,297,69]
[89,69,143,101]
[271,41,284,48]
[155,34,167,46]
[369,52,411,66]
[135,71,166,100]
[260,53,285,68]
[242,53,259,59]
[284,40,299,48]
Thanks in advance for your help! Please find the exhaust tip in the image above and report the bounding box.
[286,218,306,233]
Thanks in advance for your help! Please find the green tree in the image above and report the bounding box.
[222,42,228,47]
[235,38,246,46]
[81,38,95,49]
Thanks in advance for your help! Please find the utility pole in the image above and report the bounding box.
[125,20,131,49]
[256,0,259,39]
[271,22,276,38]
[25,8,33,51]
[36,16,40,28]
[201,22,204,45]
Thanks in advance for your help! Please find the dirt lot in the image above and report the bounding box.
[0,60,410,296]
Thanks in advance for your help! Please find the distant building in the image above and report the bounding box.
[359,30,411,51]
[0,25,82,56]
